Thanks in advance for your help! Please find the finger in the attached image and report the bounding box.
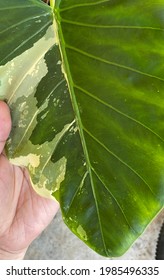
[0,101,12,154]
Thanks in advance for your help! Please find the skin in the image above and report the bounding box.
[0,101,59,259]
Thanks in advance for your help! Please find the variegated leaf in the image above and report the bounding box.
[0,0,164,257]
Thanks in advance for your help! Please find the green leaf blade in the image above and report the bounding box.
[55,0,164,256]
[0,0,52,65]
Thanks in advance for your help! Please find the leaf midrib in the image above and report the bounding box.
[55,7,108,254]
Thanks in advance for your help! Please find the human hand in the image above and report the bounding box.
[0,101,59,259]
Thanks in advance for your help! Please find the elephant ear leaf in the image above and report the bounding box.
[0,0,164,257]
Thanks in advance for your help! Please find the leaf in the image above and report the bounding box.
[0,0,77,200]
[0,0,164,257]
[54,0,164,256]
[0,0,52,65]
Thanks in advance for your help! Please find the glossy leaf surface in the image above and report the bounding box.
[54,0,164,256]
[0,0,164,257]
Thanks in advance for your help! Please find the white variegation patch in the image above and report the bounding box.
[0,25,55,103]
[0,26,55,157]
[0,23,72,200]
[77,225,88,241]
[32,156,67,199]
[8,120,74,199]
[10,153,40,169]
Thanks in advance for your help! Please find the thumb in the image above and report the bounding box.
[0,101,11,154]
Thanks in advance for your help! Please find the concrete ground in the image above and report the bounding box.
[24,209,164,260]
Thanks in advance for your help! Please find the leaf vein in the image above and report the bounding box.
[0,21,51,65]
[65,171,88,216]
[83,126,156,197]
[74,84,164,143]
[0,14,50,35]
[15,79,65,152]
[91,166,137,233]
[41,119,76,175]
[89,166,109,254]
[59,0,109,12]
[0,5,34,10]
[66,44,164,82]
[61,18,164,31]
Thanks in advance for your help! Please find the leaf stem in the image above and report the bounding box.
[50,0,54,8]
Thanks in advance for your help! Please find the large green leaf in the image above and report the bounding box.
[0,0,164,257]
